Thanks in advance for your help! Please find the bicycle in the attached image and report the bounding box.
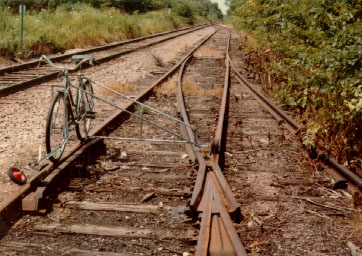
[42,55,96,162]
[8,55,96,185]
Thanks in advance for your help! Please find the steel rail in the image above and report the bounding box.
[177,62,207,210]
[0,24,207,76]
[196,30,245,255]
[187,31,239,214]
[228,55,300,133]
[176,29,246,255]
[323,156,362,189]
[176,56,197,162]
[227,47,362,191]
[0,24,210,97]
[0,29,218,226]
[212,30,231,161]
[177,56,207,208]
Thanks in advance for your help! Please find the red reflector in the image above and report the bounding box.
[11,168,25,181]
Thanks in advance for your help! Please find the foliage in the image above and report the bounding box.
[0,0,223,18]
[172,0,194,24]
[0,0,157,12]
[192,0,223,21]
[0,4,181,57]
[0,1,222,58]
[227,0,361,165]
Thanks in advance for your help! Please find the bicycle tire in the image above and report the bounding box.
[46,92,68,162]
[76,78,95,141]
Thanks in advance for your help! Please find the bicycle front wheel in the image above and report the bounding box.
[76,78,95,141]
[46,92,68,162]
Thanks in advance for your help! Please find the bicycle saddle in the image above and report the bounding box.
[71,55,94,62]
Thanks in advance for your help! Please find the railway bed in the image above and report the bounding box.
[0,25,361,255]
[1,94,199,255]
[0,24,208,97]
[0,26,215,201]
[226,33,361,255]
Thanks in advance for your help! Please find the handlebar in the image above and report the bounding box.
[39,55,95,71]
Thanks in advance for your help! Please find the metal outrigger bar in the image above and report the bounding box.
[7,132,70,185]
[72,80,208,148]
[8,79,207,185]
[37,131,71,166]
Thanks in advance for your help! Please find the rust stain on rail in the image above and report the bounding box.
[177,28,247,255]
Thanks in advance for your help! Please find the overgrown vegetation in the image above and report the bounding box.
[227,0,361,170]
[0,0,222,58]
[1,0,222,15]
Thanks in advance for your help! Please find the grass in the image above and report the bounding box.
[153,42,189,65]
[182,79,223,96]
[155,75,178,95]
[155,74,223,97]
[352,212,362,236]
[0,4,198,59]
[151,53,164,67]
[164,42,189,61]
[194,46,225,59]
[98,81,135,96]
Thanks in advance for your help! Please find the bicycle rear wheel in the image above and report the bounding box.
[76,78,95,141]
[46,92,68,162]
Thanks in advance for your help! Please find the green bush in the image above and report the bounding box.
[228,0,361,165]
[172,0,194,24]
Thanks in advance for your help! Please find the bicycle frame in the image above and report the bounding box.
[47,65,95,161]
[32,71,87,166]
[73,80,207,148]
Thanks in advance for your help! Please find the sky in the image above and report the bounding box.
[209,0,228,15]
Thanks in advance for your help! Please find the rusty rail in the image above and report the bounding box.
[227,43,362,192]
[0,24,210,97]
[177,29,247,255]
[0,29,218,227]
[212,30,231,158]
[0,24,207,76]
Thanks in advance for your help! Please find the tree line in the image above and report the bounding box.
[1,0,223,20]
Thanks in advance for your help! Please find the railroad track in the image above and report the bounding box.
[0,24,208,97]
[227,42,362,194]
[225,32,361,254]
[0,26,248,255]
[0,25,361,255]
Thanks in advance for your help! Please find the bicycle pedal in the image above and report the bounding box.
[86,111,96,119]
